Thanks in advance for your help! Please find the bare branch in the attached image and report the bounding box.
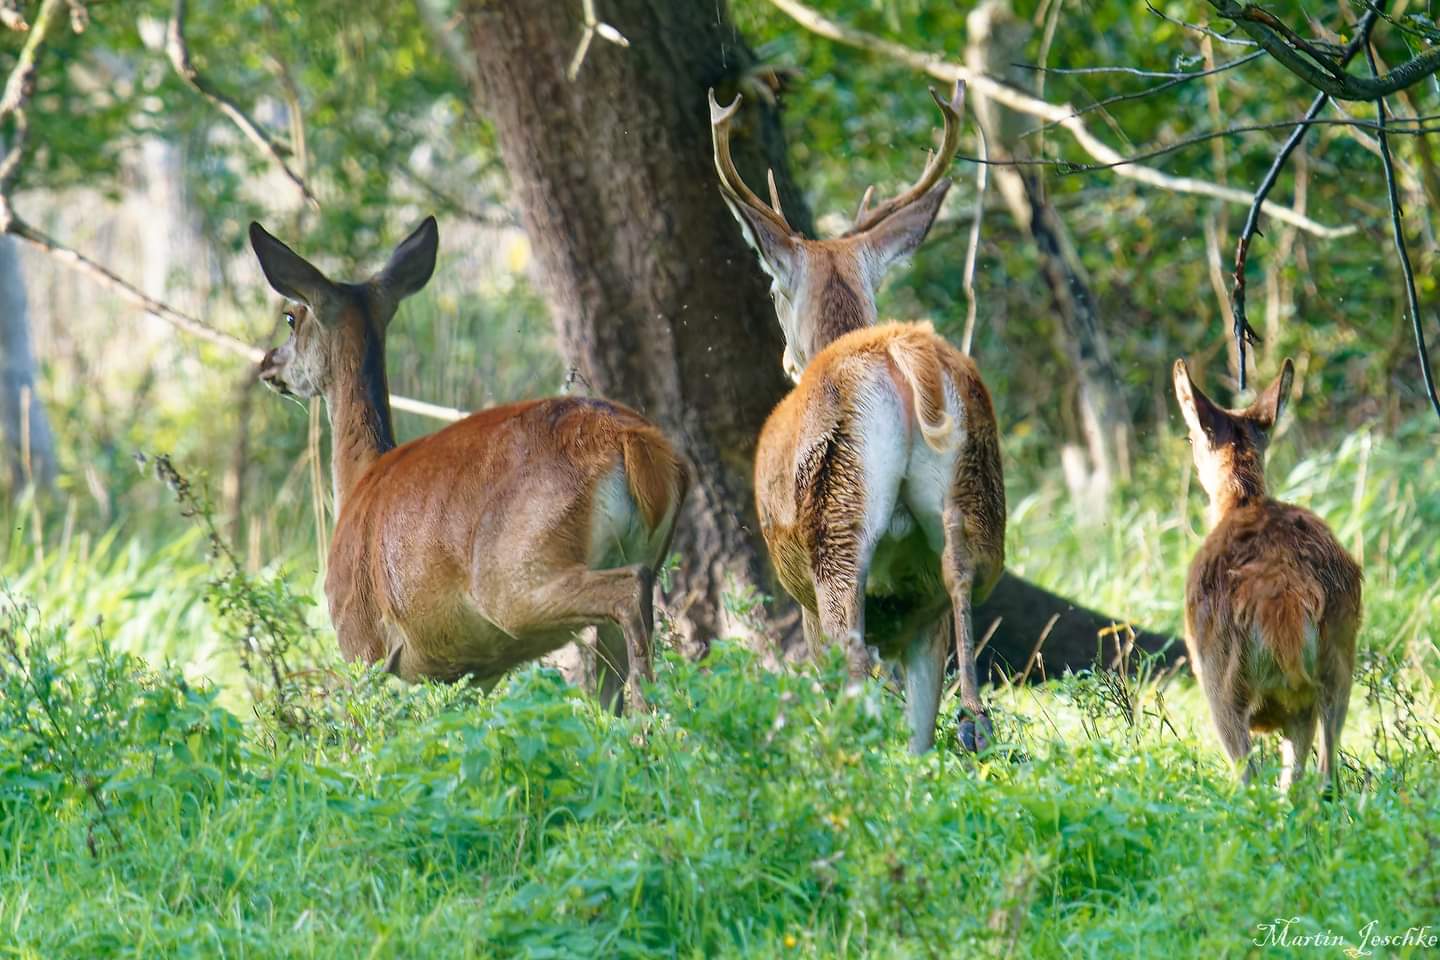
[0,0,68,199]
[1230,9,1377,389]
[764,0,1355,239]
[1,213,465,424]
[1014,54,1259,80]
[1019,51,1266,139]
[1366,43,1440,422]
[1142,1,1257,47]
[1205,0,1440,99]
[567,0,629,81]
[966,115,1440,173]
[165,0,319,209]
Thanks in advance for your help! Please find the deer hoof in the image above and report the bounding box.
[958,713,993,754]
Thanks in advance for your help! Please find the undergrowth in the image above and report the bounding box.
[0,428,1436,957]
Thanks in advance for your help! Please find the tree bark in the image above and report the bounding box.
[0,233,57,492]
[455,0,1175,671]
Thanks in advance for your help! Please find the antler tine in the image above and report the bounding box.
[854,184,875,224]
[848,80,967,235]
[708,88,795,235]
[766,168,785,221]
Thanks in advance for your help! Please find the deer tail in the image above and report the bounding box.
[620,428,689,536]
[887,333,954,452]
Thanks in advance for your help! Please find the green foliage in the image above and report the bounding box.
[0,596,1437,957]
[2,425,1438,957]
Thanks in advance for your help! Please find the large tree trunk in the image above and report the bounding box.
[454,0,1175,672]
[0,233,57,492]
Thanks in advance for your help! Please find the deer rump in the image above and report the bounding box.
[1184,500,1361,725]
[326,396,685,683]
[756,322,1005,659]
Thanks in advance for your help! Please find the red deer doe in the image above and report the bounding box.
[250,217,688,713]
[1173,358,1361,791]
[710,82,1006,754]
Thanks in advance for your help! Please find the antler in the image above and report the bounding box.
[848,81,966,235]
[709,89,796,237]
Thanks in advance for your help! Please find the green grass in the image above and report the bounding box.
[1,425,1437,958]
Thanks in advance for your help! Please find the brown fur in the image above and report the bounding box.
[757,322,1006,750]
[329,397,688,689]
[251,219,687,714]
[1174,358,1361,791]
[713,83,1000,753]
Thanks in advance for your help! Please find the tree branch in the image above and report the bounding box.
[764,0,1355,239]
[1366,43,1440,422]
[0,213,466,424]
[1229,9,1379,389]
[164,0,319,209]
[1205,0,1440,99]
[0,0,67,198]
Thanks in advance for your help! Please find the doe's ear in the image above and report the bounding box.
[858,179,951,273]
[1172,358,1230,440]
[373,215,439,307]
[249,222,335,311]
[1245,357,1294,430]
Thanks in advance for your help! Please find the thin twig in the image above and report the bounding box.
[1367,42,1440,421]
[165,0,319,209]
[764,0,1354,239]
[1014,53,1258,79]
[1143,1,1258,46]
[964,114,1440,172]
[566,0,629,81]
[1019,51,1266,139]
[1229,9,1378,388]
[960,123,988,356]
[1,214,466,423]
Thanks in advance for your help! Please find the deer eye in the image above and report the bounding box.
[285,311,297,331]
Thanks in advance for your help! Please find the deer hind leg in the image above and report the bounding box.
[594,624,628,716]
[901,622,947,754]
[941,503,990,753]
[814,576,872,681]
[1318,677,1352,798]
[1203,680,1256,782]
[1280,705,1318,792]
[507,563,654,713]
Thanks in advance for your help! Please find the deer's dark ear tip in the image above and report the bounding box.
[248,221,272,250]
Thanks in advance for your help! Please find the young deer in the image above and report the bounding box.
[1173,358,1361,791]
[251,217,687,713]
[711,82,1005,754]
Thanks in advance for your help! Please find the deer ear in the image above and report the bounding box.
[1172,359,1229,440]
[723,199,800,286]
[249,222,336,315]
[373,215,439,308]
[1246,358,1294,430]
[857,179,951,273]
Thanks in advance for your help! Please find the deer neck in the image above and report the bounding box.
[323,329,396,511]
[1206,447,1267,527]
[802,267,876,355]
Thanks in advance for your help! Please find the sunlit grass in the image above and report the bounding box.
[1,421,1436,957]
